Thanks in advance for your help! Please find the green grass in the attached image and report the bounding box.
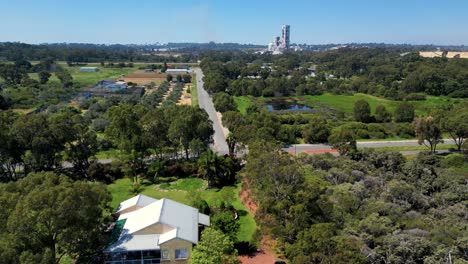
[234,96,253,114]
[107,177,257,242]
[191,74,199,107]
[160,178,205,191]
[29,63,138,87]
[234,93,465,118]
[362,144,458,152]
[95,149,127,160]
[303,93,462,116]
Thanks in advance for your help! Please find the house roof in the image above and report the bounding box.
[105,195,210,253]
[116,194,158,213]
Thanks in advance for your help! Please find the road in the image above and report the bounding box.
[193,68,230,155]
[283,138,457,155]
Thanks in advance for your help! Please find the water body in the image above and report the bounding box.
[266,98,312,112]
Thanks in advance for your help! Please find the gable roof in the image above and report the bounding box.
[116,194,158,213]
[105,195,210,253]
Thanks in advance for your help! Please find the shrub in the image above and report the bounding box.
[405,93,426,101]
[440,154,464,168]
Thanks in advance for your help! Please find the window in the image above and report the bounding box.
[161,250,169,260]
[175,248,188,259]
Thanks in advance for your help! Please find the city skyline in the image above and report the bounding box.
[1,0,467,45]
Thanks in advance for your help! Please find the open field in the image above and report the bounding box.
[29,65,138,86]
[122,70,167,85]
[107,177,257,242]
[419,51,468,58]
[235,93,465,116]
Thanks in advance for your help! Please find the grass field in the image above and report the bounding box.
[28,62,141,87]
[107,177,257,242]
[234,96,252,114]
[235,93,464,117]
[362,144,458,152]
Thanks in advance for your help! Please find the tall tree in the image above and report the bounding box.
[394,102,415,123]
[38,71,51,84]
[0,172,111,264]
[375,104,392,123]
[353,99,372,123]
[414,116,443,153]
[443,107,468,151]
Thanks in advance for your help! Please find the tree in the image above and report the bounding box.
[190,228,240,264]
[182,74,192,83]
[375,104,392,123]
[105,104,147,179]
[55,70,73,88]
[38,71,51,84]
[167,106,213,159]
[0,63,27,84]
[166,74,173,82]
[213,92,237,113]
[353,99,372,123]
[443,107,468,151]
[394,102,415,122]
[211,211,240,241]
[0,111,22,181]
[328,127,357,155]
[414,116,443,153]
[176,74,183,82]
[302,116,330,143]
[0,172,111,263]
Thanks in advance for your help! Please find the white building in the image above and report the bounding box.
[80,67,100,72]
[104,194,210,264]
[268,25,291,54]
[165,69,193,75]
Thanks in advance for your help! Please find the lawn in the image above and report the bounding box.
[107,177,257,242]
[234,96,253,114]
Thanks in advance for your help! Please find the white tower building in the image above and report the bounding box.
[281,25,290,49]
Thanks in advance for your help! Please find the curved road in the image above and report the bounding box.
[193,68,230,155]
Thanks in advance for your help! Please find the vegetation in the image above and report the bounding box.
[243,142,468,263]
[0,172,111,263]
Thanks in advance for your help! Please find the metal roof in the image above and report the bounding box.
[105,196,210,253]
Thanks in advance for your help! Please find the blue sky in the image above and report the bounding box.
[0,0,467,45]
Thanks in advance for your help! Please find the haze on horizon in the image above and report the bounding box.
[1,0,467,46]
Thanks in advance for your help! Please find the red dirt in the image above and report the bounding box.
[239,181,277,264]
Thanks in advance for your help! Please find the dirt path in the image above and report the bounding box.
[239,182,277,264]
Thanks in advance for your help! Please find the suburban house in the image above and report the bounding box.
[104,194,210,264]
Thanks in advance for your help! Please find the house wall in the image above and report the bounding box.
[160,239,193,264]
[134,223,174,235]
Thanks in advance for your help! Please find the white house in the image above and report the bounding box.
[104,194,210,264]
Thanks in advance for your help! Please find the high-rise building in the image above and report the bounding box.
[281,25,290,49]
[267,25,291,54]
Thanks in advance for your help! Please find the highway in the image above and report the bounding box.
[193,68,230,155]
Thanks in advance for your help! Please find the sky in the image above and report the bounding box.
[0,0,467,45]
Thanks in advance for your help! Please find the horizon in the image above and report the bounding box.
[1,0,468,46]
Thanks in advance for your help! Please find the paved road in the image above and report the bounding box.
[193,68,230,155]
[283,138,456,155]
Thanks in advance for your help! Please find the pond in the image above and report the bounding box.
[266,98,313,112]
